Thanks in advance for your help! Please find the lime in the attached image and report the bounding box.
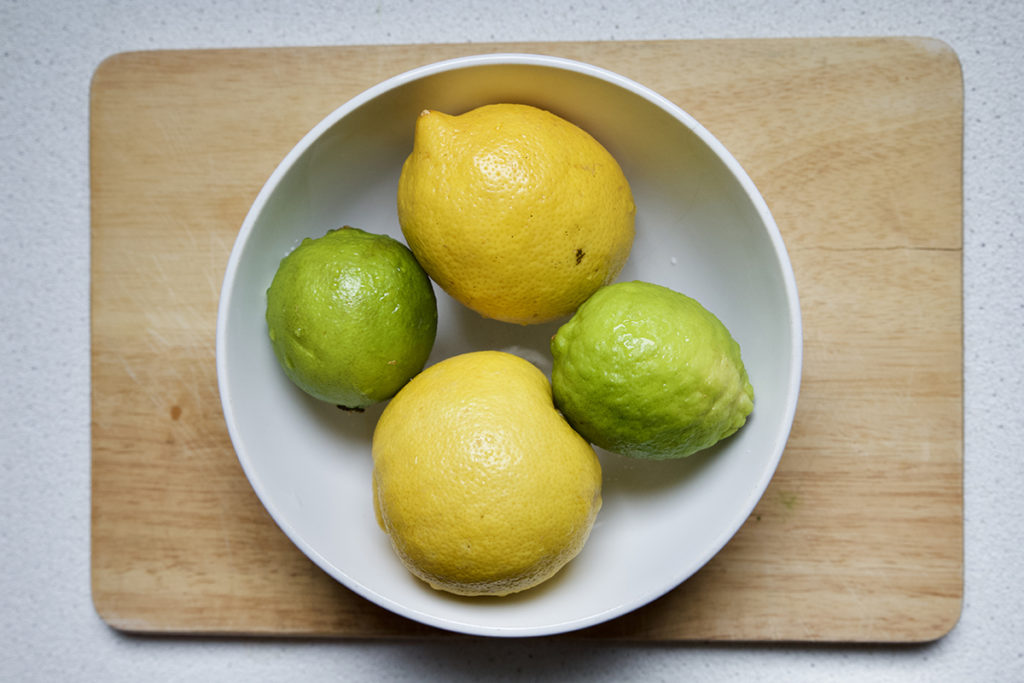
[265,226,437,410]
[550,281,753,459]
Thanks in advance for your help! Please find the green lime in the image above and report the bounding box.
[550,281,753,459]
[265,226,437,410]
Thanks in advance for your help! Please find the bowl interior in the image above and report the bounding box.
[218,55,801,637]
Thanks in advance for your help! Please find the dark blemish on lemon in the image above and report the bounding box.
[170,405,182,421]
[575,248,585,264]
[337,404,366,413]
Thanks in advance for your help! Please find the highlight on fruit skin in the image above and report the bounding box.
[396,103,636,325]
[370,350,603,596]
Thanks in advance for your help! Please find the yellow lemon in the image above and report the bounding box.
[396,103,636,324]
[371,351,602,596]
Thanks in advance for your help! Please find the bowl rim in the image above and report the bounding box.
[216,51,803,637]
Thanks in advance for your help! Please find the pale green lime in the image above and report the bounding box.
[265,226,437,410]
[550,281,753,459]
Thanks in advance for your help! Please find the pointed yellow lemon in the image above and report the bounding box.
[397,103,635,324]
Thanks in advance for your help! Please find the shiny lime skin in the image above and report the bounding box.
[550,281,754,459]
[265,226,437,409]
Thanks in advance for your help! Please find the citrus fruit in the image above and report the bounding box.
[265,226,437,410]
[396,103,636,325]
[550,281,754,459]
[371,350,602,596]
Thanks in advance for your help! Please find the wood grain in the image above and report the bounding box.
[90,38,963,641]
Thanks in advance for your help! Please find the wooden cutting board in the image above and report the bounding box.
[90,38,963,641]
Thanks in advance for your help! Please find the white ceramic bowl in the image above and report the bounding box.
[216,53,802,637]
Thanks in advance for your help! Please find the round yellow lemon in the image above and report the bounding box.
[396,103,636,325]
[371,351,603,596]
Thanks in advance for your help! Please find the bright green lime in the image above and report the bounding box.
[550,280,753,459]
[266,226,437,410]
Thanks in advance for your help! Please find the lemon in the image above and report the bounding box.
[265,226,437,410]
[396,103,636,325]
[371,351,602,596]
[550,281,754,459]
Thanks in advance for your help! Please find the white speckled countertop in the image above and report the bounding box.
[2,1,1022,680]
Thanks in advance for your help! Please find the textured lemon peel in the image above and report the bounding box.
[397,103,635,325]
[371,351,603,596]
